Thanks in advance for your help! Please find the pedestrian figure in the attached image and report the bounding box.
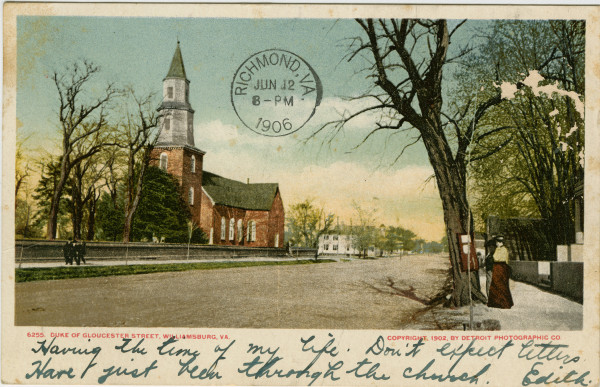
[74,240,82,266]
[484,238,497,298]
[314,250,319,262]
[69,240,76,265]
[63,241,72,265]
[81,241,87,264]
[487,236,514,309]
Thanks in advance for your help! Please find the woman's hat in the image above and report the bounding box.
[495,235,505,242]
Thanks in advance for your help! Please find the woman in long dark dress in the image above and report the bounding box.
[487,236,514,309]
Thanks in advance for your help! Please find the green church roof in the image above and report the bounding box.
[202,171,279,211]
[166,42,187,79]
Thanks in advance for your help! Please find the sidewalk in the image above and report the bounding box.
[406,274,583,330]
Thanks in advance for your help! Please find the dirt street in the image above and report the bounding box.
[15,255,450,329]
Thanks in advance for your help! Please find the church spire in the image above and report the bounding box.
[166,41,187,80]
[157,41,196,148]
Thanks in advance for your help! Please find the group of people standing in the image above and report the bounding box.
[63,240,87,265]
[485,235,514,309]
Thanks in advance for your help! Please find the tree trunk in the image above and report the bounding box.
[123,161,148,242]
[71,179,84,241]
[443,203,484,306]
[46,198,59,240]
[86,195,97,241]
[46,157,70,240]
[122,212,134,242]
[421,121,486,306]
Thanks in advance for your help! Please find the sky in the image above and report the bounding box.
[16,17,481,241]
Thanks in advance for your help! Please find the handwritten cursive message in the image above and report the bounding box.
[23,333,596,386]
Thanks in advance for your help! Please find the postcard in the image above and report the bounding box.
[3,3,599,386]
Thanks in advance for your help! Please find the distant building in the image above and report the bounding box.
[318,233,358,256]
[317,232,389,257]
[150,42,284,247]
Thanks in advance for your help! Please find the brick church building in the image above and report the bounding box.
[150,43,285,248]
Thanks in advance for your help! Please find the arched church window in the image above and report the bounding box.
[237,219,243,242]
[220,217,226,240]
[159,153,168,171]
[188,187,194,205]
[229,218,235,241]
[247,220,256,242]
[164,118,170,131]
[167,87,173,99]
[191,155,196,173]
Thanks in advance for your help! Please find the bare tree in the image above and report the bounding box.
[101,145,125,207]
[46,60,117,240]
[67,146,115,240]
[15,135,31,201]
[286,199,334,248]
[350,202,377,258]
[314,19,511,306]
[118,88,162,242]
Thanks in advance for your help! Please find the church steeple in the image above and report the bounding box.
[156,41,196,148]
[150,42,205,229]
[166,41,187,80]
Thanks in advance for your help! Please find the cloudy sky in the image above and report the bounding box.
[16,17,481,241]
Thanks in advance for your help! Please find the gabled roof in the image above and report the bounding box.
[202,171,279,211]
[166,42,187,80]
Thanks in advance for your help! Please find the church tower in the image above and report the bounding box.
[151,42,205,225]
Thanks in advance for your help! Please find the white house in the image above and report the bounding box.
[318,233,359,256]
[317,233,387,257]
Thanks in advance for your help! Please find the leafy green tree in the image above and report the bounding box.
[424,241,444,254]
[441,235,449,253]
[15,198,43,238]
[33,157,71,238]
[467,20,584,245]
[15,139,41,238]
[380,226,417,254]
[378,226,395,255]
[398,227,417,252]
[96,191,124,241]
[286,199,334,248]
[350,203,377,258]
[190,228,209,244]
[15,134,31,201]
[413,239,425,253]
[131,166,190,243]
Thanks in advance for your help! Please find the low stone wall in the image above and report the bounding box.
[290,247,318,258]
[509,261,539,285]
[14,240,287,262]
[510,260,583,303]
[551,262,583,303]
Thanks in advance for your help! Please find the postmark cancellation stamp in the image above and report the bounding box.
[231,48,323,137]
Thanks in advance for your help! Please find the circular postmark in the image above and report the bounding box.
[231,49,323,137]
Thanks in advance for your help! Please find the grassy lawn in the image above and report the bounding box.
[16,259,335,283]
